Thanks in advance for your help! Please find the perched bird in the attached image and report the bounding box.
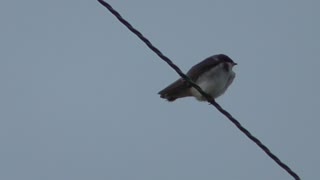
[158,54,237,102]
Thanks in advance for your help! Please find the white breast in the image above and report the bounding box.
[190,63,235,101]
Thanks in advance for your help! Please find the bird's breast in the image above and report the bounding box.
[190,64,235,101]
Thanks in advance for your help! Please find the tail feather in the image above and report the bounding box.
[158,79,191,101]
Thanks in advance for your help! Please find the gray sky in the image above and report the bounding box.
[1,0,319,180]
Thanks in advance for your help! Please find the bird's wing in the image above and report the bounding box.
[158,78,188,95]
[158,56,221,97]
[186,56,222,81]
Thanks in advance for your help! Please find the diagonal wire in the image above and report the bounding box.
[97,1,301,179]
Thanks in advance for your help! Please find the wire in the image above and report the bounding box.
[97,1,301,179]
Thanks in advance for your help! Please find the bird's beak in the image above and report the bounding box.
[233,62,238,66]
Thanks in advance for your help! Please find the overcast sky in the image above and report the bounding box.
[1,0,319,180]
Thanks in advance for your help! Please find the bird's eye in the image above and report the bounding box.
[223,63,230,71]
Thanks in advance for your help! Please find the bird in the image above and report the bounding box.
[158,54,237,102]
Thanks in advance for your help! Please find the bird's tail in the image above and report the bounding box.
[158,79,191,101]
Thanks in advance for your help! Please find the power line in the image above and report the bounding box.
[97,1,301,179]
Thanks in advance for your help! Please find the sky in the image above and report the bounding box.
[0,0,319,180]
